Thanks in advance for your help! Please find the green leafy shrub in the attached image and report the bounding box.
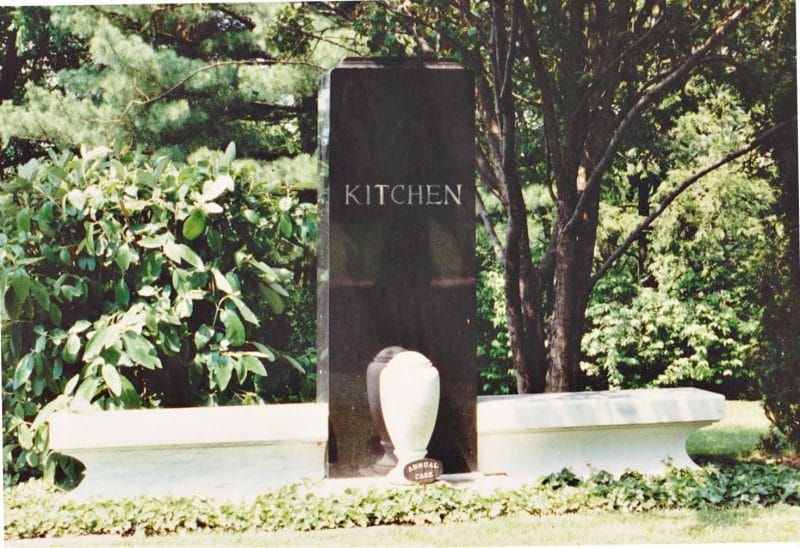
[755,239,800,451]
[757,337,800,453]
[476,236,514,395]
[757,327,800,455]
[1,144,316,486]
[583,82,779,396]
[4,463,798,539]
[582,288,760,393]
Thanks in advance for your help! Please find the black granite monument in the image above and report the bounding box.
[317,57,476,477]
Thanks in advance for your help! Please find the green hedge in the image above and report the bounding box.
[5,464,798,539]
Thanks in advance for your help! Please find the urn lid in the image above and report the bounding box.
[386,351,433,370]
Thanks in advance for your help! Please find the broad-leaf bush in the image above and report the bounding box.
[1,144,316,486]
[4,463,798,538]
[582,82,778,396]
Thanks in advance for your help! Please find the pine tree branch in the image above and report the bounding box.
[313,2,358,22]
[113,59,324,129]
[273,17,364,56]
[226,100,306,119]
[589,118,795,289]
[92,6,210,60]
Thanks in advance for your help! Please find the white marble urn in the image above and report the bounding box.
[379,350,440,484]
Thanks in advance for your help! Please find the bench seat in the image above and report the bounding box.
[477,387,724,477]
[48,403,327,500]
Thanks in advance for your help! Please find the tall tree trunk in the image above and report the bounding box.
[518,247,547,392]
[297,94,318,154]
[504,193,547,393]
[546,166,601,391]
[489,0,545,394]
[1,25,19,101]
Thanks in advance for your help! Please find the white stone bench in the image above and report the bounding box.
[48,403,328,500]
[477,387,724,478]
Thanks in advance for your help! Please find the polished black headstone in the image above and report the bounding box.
[317,57,476,477]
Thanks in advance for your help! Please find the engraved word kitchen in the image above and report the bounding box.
[345,183,463,206]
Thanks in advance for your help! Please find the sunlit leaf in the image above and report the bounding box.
[221,307,245,346]
[102,363,122,396]
[183,210,206,240]
[13,354,35,389]
[230,295,260,325]
[122,331,161,369]
[211,268,233,294]
[242,355,267,377]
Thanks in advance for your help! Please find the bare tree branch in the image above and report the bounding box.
[570,14,665,125]
[499,0,518,101]
[476,190,505,262]
[476,146,507,203]
[513,91,542,109]
[561,3,755,237]
[515,0,565,177]
[589,118,795,289]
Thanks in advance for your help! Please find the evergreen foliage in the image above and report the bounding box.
[0,4,360,164]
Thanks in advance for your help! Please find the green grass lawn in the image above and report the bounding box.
[7,400,799,546]
[686,400,773,461]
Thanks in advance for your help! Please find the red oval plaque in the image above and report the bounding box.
[403,458,443,484]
